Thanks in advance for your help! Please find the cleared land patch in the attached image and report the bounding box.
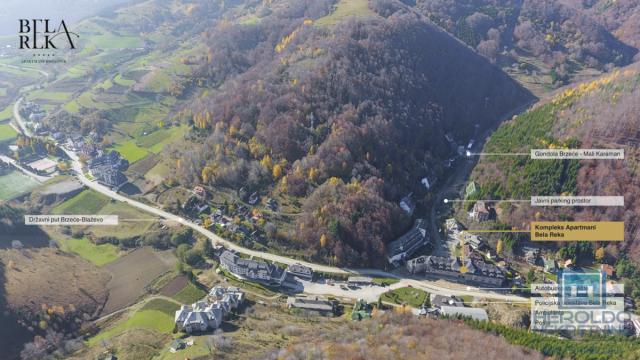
[112,140,151,163]
[57,237,120,267]
[101,247,177,315]
[136,125,187,153]
[316,0,376,26]
[172,281,207,304]
[89,298,179,346]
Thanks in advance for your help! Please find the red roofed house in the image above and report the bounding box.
[601,264,616,278]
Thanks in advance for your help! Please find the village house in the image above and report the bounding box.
[462,232,484,250]
[347,276,374,287]
[169,339,186,353]
[601,264,616,278]
[80,143,99,158]
[248,191,259,205]
[287,296,337,316]
[445,218,462,235]
[286,263,313,281]
[92,166,127,188]
[386,219,429,264]
[439,306,488,321]
[66,134,84,151]
[88,151,129,171]
[469,201,491,222]
[430,294,463,308]
[399,193,415,215]
[265,198,278,211]
[543,257,557,273]
[219,251,286,286]
[193,186,207,200]
[465,181,478,197]
[523,247,540,265]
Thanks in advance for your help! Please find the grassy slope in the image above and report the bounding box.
[316,0,376,26]
[381,287,429,308]
[57,237,120,266]
[0,123,18,142]
[52,189,110,215]
[172,281,207,304]
[88,299,179,346]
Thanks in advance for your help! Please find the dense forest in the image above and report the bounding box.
[411,0,638,83]
[170,0,534,266]
[264,313,545,359]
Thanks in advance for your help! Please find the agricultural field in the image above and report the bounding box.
[87,200,156,239]
[102,247,177,315]
[110,125,186,164]
[144,161,171,184]
[112,140,151,163]
[114,73,136,87]
[381,287,429,308]
[50,189,156,238]
[0,171,40,200]
[51,189,110,215]
[0,103,13,121]
[137,125,187,153]
[0,122,18,142]
[89,33,144,49]
[88,298,180,346]
[56,237,121,267]
[26,89,74,102]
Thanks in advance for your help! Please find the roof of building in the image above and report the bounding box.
[466,181,478,195]
[347,276,373,284]
[387,220,428,259]
[287,263,313,277]
[287,297,335,312]
[601,264,616,276]
[220,251,284,283]
[170,339,185,349]
[543,258,557,269]
[463,233,483,246]
[463,258,505,279]
[431,294,463,307]
[439,306,488,321]
[473,201,490,214]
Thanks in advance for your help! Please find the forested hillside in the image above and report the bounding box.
[264,313,545,359]
[470,64,640,261]
[170,0,534,266]
[411,0,638,85]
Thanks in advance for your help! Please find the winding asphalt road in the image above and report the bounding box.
[10,64,528,303]
[429,100,537,252]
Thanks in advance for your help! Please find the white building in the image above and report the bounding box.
[175,286,244,333]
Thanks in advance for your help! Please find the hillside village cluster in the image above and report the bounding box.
[5,100,130,188]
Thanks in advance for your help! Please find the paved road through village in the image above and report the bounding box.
[11,64,528,303]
